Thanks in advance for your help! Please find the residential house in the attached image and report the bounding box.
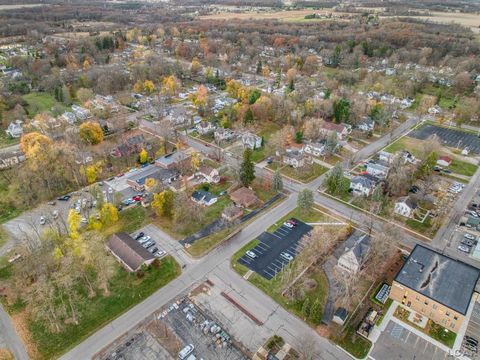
[5,120,23,138]
[337,233,371,274]
[378,151,394,164]
[111,134,145,158]
[283,149,311,168]
[214,128,236,143]
[366,162,389,179]
[437,156,452,168]
[357,117,375,133]
[191,190,218,207]
[428,105,441,115]
[394,196,417,218]
[71,105,91,121]
[389,245,480,333]
[402,151,416,164]
[222,206,243,222]
[155,150,190,170]
[61,111,77,125]
[320,122,352,140]
[189,165,220,184]
[106,233,155,272]
[0,150,25,170]
[350,174,378,196]
[302,140,326,157]
[196,121,216,135]
[230,187,259,208]
[242,132,262,150]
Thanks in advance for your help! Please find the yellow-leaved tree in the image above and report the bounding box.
[162,75,181,97]
[84,161,103,184]
[20,132,52,159]
[143,80,155,94]
[67,209,82,240]
[151,190,175,218]
[79,122,104,145]
[139,148,148,164]
[191,151,201,172]
[100,203,119,226]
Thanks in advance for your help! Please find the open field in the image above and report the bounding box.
[0,4,44,10]
[200,9,350,22]
[401,12,480,33]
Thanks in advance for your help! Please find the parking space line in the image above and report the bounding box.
[271,233,282,239]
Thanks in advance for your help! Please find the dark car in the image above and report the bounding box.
[465,336,478,346]
[149,247,158,254]
[409,185,420,194]
[57,195,71,201]
[135,232,145,240]
[266,156,274,164]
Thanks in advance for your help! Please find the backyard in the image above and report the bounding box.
[22,92,70,118]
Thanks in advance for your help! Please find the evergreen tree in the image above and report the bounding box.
[297,189,314,212]
[301,298,311,319]
[324,163,350,197]
[239,149,255,187]
[244,107,254,125]
[309,299,322,324]
[256,60,262,75]
[272,170,283,192]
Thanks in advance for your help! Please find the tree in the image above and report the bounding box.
[143,80,155,94]
[100,203,119,225]
[20,132,52,158]
[294,131,303,144]
[151,190,175,218]
[67,209,81,239]
[84,162,102,184]
[333,98,350,123]
[239,149,255,187]
[79,122,104,145]
[301,297,311,319]
[271,170,283,192]
[324,164,349,197]
[77,88,94,104]
[309,299,322,324]
[244,107,254,125]
[139,148,148,164]
[248,89,261,105]
[297,189,313,212]
[190,151,201,172]
[190,58,202,75]
[415,151,438,179]
[162,75,180,97]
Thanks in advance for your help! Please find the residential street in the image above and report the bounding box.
[0,304,29,360]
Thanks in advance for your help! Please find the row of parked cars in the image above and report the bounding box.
[448,182,464,194]
[458,232,478,254]
[463,335,478,354]
[134,231,166,258]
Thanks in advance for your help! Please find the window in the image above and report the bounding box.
[446,312,450,317]
[454,316,458,321]
[432,304,437,310]
[424,300,429,305]
[416,295,420,301]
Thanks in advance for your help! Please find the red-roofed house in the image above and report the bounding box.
[436,156,452,168]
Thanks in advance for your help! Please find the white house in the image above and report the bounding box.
[5,120,23,138]
[436,156,452,168]
[191,190,218,207]
[378,151,394,164]
[350,175,378,196]
[242,132,262,150]
[189,165,220,184]
[366,162,389,179]
[61,111,77,125]
[283,149,310,168]
[214,128,236,142]
[337,233,371,274]
[71,105,91,121]
[196,121,216,135]
[357,117,375,133]
[302,141,326,157]
[394,196,418,218]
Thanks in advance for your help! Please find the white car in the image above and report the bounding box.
[81,217,88,224]
[52,210,59,219]
[138,236,151,244]
[39,216,46,225]
[246,250,257,259]
[283,222,294,229]
[155,250,167,258]
[464,233,476,240]
[280,252,294,261]
[108,187,113,194]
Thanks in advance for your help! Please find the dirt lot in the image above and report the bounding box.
[404,12,480,33]
[200,9,352,22]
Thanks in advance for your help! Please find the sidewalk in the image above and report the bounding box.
[368,300,398,344]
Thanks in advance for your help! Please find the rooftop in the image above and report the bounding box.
[394,245,480,315]
[106,233,155,272]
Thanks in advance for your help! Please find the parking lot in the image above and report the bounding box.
[463,300,480,358]
[237,219,312,280]
[370,321,450,360]
[131,228,169,259]
[454,188,480,261]
[409,124,480,154]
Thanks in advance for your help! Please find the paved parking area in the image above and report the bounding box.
[370,321,449,360]
[99,332,172,360]
[409,124,480,154]
[237,219,312,279]
[463,300,480,358]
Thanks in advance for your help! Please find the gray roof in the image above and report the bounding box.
[191,190,216,203]
[127,165,178,186]
[344,233,371,263]
[395,245,480,315]
[155,151,189,167]
[351,174,378,188]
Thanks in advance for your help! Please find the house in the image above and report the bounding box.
[155,151,190,170]
[437,156,452,168]
[357,117,375,132]
[5,120,23,138]
[190,165,220,184]
[126,166,179,192]
[71,105,90,121]
[320,122,352,140]
[214,128,236,143]
[106,233,155,272]
[191,190,218,207]
[241,132,262,150]
[389,245,480,333]
[196,121,216,135]
[402,151,416,164]
[378,151,394,164]
[0,150,25,170]
[333,308,349,326]
[61,111,77,125]
[337,233,371,273]
[111,134,145,158]
[366,162,389,179]
[283,149,311,168]
[302,140,326,157]
[350,174,378,196]
[222,206,243,222]
[230,187,259,208]
[428,105,441,115]
[394,196,417,218]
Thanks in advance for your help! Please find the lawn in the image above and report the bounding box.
[250,146,268,163]
[28,256,180,359]
[0,130,19,149]
[281,163,328,183]
[267,207,331,232]
[231,240,329,326]
[22,92,69,118]
[334,324,372,359]
[186,226,240,257]
[0,178,23,224]
[405,217,435,236]
[448,160,477,177]
[102,205,148,237]
[383,137,424,158]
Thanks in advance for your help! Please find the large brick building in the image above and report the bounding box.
[390,245,480,333]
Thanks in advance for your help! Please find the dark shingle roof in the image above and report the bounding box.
[107,233,155,271]
[395,245,480,315]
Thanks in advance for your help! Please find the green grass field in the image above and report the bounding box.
[29,257,180,359]
[448,160,477,177]
[22,92,69,118]
[281,163,328,183]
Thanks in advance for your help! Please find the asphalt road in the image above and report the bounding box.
[0,304,29,360]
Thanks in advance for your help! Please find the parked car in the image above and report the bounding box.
[81,217,88,224]
[52,210,59,219]
[47,201,56,206]
[464,233,476,240]
[465,336,478,346]
[246,250,257,259]
[178,344,195,360]
[155,250,167,258]
[135,232,145,240]
[283,221,294,229]
[461,238,476,247]
[149,247,158,254]
[57,195,71,201]
[142,241,154,248]
[132,195,142,202]
[458,244,471,253]
[39,216,46,225]
[287,219,298,226]
[409,185,420,193]
[266,156,273,164]
[139,236,151,244]
[280,252,294,261]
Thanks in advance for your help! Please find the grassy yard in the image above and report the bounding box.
[281,163,328,183]
[102,205,148,237]
[250,146,268,163]
[22,92,69,118]
[405,217,435,236]
[28,256,180,359]
[448,160,477,177]
[0,130,19,149]
[334,324,372,359]
[383,136,424,158]
[186,226,239,257]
